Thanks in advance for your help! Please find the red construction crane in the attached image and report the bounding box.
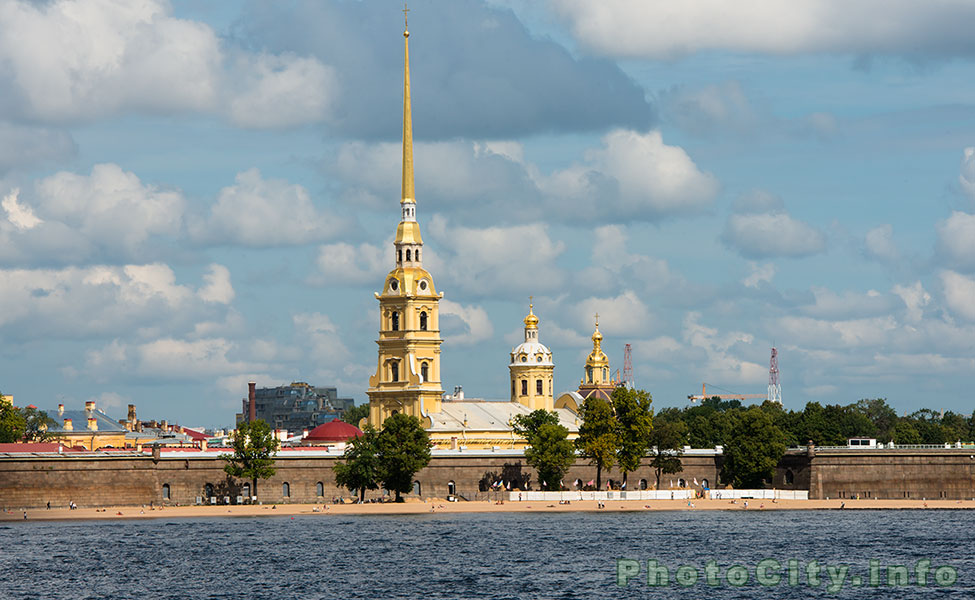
[687,382,765,403]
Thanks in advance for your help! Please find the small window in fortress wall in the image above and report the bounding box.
[316,482,324,497]
[785,469,794,485]
[282,482,291,498]
[162,484,170,499]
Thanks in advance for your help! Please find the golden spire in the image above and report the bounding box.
[401,3,415,204]
[524,296,538,329]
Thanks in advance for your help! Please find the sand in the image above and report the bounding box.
[3,497,974,521]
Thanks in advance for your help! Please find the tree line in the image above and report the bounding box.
[0,400,56,443]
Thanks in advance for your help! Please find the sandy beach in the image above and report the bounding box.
[3,497,975,521]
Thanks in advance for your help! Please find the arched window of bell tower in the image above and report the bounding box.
[397,249,402,263]
[415,249,420,261]
[406,249,411,262]
[419,311,428,330]
[421,362,429,383]
[391,311,399,331]
[390,361,399,382]
[587,366,593,384]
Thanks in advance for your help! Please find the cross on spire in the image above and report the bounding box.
[403,3,409,30]
[594,312,599,326]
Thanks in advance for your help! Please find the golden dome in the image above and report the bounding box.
[524,301,538,329]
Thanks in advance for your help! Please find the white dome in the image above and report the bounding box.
[510,340,553,366]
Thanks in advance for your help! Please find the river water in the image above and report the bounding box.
[2,509,972,599]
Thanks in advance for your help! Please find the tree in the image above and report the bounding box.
[0,400,26,443]
[575,397,618,489]
[222,419,279,503]
[524,423,575,490]
[512,409,559,440]
[21,407,55,442]
[892,420,921,445]
[648,420,686,489]
[376,413,431,502]
[612,387,653,488]
[341,403,370,427]
[722,407,787,488]
[333,426,381,502]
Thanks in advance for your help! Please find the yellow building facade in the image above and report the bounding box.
[366,24,444,427]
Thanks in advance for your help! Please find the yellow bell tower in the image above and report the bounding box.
[509,300,555,411]
[577,314,616,401]
[366,16,443,427]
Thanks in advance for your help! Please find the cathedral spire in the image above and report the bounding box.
[401,4,415,205]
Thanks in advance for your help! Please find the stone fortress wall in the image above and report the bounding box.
[4,447,974,509]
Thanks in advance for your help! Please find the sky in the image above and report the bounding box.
[2,0,975,428]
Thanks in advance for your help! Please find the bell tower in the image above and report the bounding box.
[366,15,443,428]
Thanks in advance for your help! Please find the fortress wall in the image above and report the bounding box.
[0,453,722,509]
[807,450,975,500]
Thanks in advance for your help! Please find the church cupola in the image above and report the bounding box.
[509,298,554,411]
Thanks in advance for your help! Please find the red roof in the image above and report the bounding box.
[0,442,72,453]
[305,419,362,442]
[180,427,211,441]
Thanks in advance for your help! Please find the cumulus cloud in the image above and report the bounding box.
[425,215,566,297]
[962,147,975,200]
[0,0,333,127]
[892,281,930,323]
[440,299,494,346]
[722,190,825,259]
[312,241,388,287]
[940,270,975,321]
[742,262,776,288]
[0,263,233,340]
[936,211,975,269]
[0,164,184,265]
[552,0,975,59]
[240,0,653,139]
[864,224,899,262]
[334,130,717,224]
[682,312,766,384]
[191,169,344,247]
[571,291,652,335]
[228,54,337,129]
[800,287,890,320]
[293,312,350,363]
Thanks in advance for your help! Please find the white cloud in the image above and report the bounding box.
[192,168,343,247]
[552,1,975,59]
[722,193,826,259]
[2,188,41,230]
[940,270,975,321]
[426,215,566,297]
[440,299,494,346]
[571,291,652,336]
[0,0,333,127]
[312,241,387,286]
[864,224,899,262]
[543,130,719,220]
[681,312,766,385]
[962,147,975,200]
[742,262,775,288]
[293,312,349,363]
[0,163,185,263]
[0,263,231,340]
[937,211,975,269]
[228,53,336,129]
[800,287,890,320]
[892,281,930,323]
[198,264,234,304]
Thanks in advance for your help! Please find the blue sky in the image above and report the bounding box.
[2,0,975,428]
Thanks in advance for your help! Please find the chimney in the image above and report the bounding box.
[248,381,257,422]
[85,400,95,412]
[200,438,207,451]
[302,429,308,439]
[128,404,136,424]
[161,420,168,431]
[87,417,97,431]
[57,404,64,416]
[63,418,73,431]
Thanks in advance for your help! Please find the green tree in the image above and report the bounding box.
[575,397,618,489]
[612,387,653,488]
[222,419,279,502]
[892,420,922,445]
[512,409,559,440]
[722,407,787,488]
[341,403,370,427]
[524,422,575,490]
[376,413,431,502]
[648,419,686,489]
[853,399,898,442]
[333,426,381,502]
[0,400,26,443]
[21,407,55,442]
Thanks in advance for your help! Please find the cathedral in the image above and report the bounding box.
[364,20,617,449]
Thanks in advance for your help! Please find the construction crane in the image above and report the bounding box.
[687,383,766,403]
